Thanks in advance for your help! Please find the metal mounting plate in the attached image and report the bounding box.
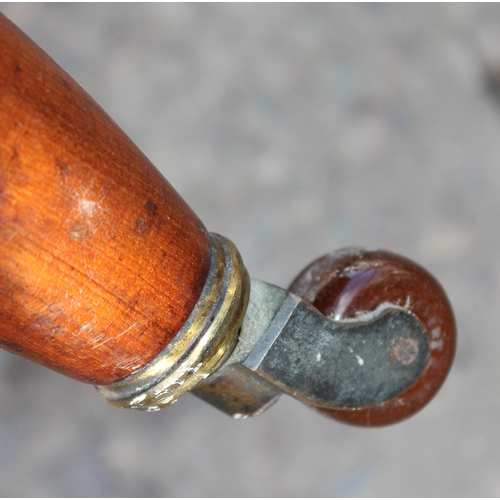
[194,279,429,418]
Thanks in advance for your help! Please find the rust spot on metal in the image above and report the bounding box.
[391,337,419,365]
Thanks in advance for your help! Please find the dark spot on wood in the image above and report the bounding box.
[10,144,19,163]
[127,297,140,309]
[144,200,158,216]
[164,327,175,341]
[60,77,71,90]
[0,339,24,354]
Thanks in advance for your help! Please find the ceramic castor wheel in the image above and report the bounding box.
[289,248,456,426]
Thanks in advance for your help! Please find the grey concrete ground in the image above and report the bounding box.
[0,2,499,496]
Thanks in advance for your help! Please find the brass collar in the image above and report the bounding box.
[96,233,250,411]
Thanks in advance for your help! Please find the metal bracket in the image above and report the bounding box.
[193,279,429,418]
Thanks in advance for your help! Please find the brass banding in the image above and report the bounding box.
[96,233,250,411]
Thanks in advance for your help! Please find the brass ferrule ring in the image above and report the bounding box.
[96,233,250,411]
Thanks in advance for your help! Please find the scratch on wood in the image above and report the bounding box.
[92,321,138,350]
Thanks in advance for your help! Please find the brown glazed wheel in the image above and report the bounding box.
[289,248,456,427]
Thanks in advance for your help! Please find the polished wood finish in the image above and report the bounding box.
[289,249,456,426]
[0,14,211,385]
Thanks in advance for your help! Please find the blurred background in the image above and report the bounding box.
[0,3,499,496]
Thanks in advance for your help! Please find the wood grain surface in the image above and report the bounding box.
[0,14,211,384]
